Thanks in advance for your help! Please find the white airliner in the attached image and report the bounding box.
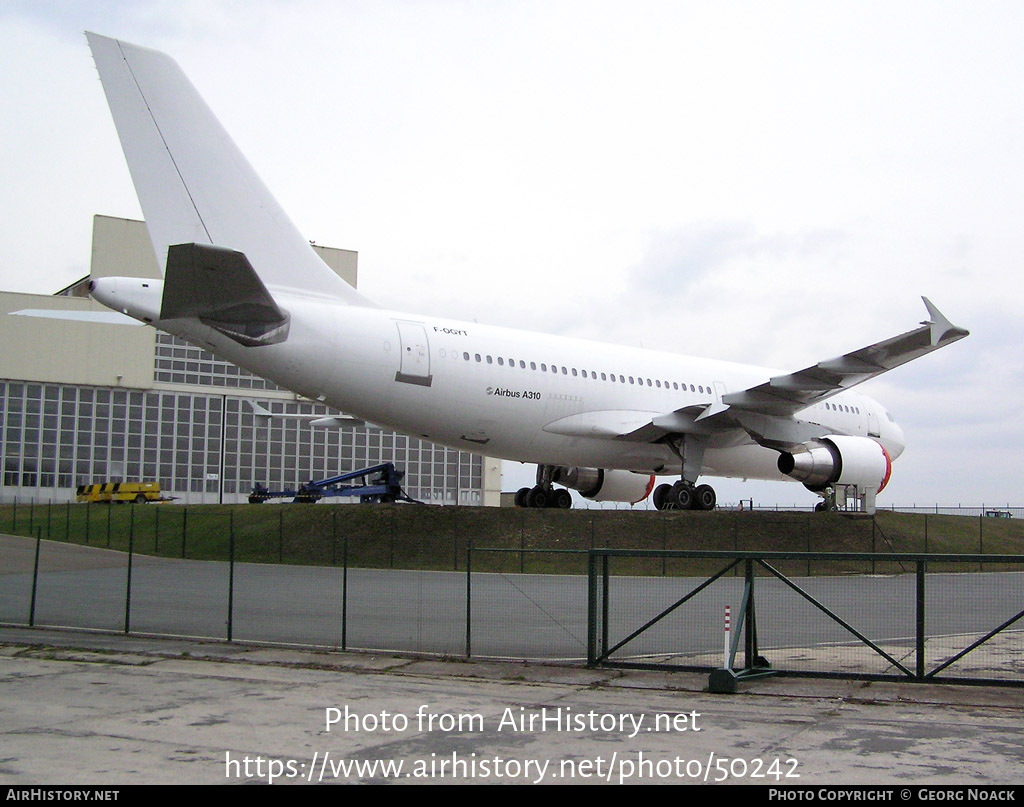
[84,33,968,514]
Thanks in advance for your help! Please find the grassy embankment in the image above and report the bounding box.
[2,501,1022,576]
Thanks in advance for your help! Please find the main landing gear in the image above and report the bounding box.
[653,434,717,510]
[514,485,572,509]
[652,481,717,511]
[514,465,573,509]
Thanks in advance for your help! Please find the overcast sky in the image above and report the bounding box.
[1,1,1020,507]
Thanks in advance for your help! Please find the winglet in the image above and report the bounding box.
[921,297,970,347]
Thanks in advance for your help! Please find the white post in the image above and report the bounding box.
[723,605,731,669]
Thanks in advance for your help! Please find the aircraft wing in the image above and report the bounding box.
[546,298,968,443]
[719,297,968,417]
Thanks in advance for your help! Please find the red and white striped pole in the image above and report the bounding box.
[723,605,731,669]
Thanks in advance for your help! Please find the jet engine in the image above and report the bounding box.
[777,435,892,493]
[551,467,656,503]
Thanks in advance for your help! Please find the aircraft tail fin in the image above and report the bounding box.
[86,32,371,306]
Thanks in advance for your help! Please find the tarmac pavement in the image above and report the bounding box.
[1,625,1023,785]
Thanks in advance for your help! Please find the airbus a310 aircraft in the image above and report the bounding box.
[84,33,968,514]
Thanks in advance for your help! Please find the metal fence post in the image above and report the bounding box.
[29,527,41,627]
[601,554,609,660]
[124,513,134,634]
[916,560,926,679]
[586,550,597,667]
[227,509,235,641]
[342,529,348,651]
[465,537,472,658]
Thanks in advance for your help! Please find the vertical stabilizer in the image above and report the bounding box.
[86,32,371,305]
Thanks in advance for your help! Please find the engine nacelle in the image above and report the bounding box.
[551,467,656,503]
[777,435,892,494]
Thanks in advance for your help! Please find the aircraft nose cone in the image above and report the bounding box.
[884,421,906,460]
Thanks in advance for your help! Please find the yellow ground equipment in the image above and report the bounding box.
[76,482,164,504]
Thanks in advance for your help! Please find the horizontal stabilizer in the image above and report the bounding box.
[162,243,289,347]
[9,309,143,326]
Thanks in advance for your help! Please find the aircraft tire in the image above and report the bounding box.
[553,488,573,509]
[695,484,717,511]
[514,487,531,508]
[653,483,672,511]
[672,482,694,510]
[527,485,549,508]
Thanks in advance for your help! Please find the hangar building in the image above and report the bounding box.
[0,216,501,506]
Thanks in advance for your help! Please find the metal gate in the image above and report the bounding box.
[587,550,1024,687]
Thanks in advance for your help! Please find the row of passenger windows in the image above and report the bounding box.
[440,347,863,415]
[448,350,712,394]
[818,402,860,415]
